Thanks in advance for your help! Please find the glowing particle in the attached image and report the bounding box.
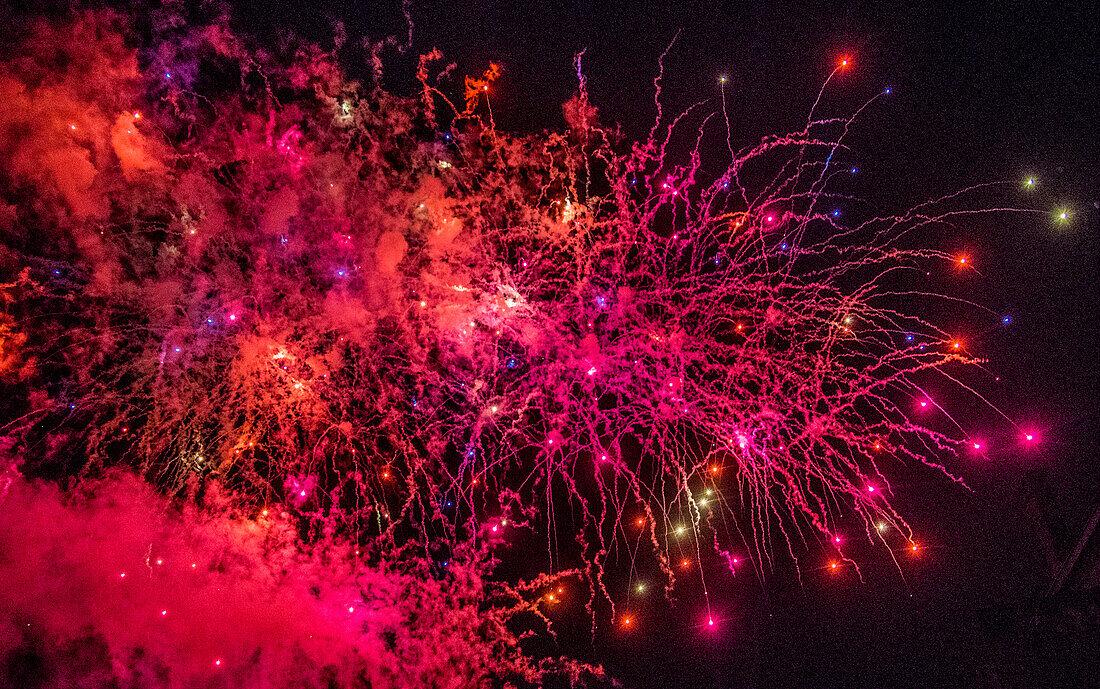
[490,405,498,413]
[1026,178,1035,186]
[1003,316,1011,324]
[161,610,167,616]
[119,572,126,579]
[261,509,268,516]
[681,559,690,568]
[851,166,858,173]
[959,257,967,265]
[867,485,875,493]
[214,660,221,667]
[877,523,886,531]
[920,401,928,407]
[133,112,140,119]
[840,58,849,67]
[636,518,644,526]
[637,583,646,593]
[884,87,892,94]
[831,562,838,569]
[348,606,354,613]
[69,124,76,130]
[676,526,685,535]
[622,617,632,627]
[299,490,306,497]
[228,314,237,321]
[973,442,981,449]
[156,558,163,565]
[719,76,727,84]
[1025,434,1034,441]
[708,618,715,626]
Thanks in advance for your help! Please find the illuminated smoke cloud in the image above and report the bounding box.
[0,469,599,687]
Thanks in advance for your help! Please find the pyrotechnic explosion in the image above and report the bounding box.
[0,5,1039,686]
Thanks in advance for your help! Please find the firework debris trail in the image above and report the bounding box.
[0,5,1039,685]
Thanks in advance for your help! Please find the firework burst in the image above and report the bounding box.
[0,8,1039,670]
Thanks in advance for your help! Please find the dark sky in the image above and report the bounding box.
[243,1,1099,686]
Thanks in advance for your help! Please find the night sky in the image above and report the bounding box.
[2,0,1097,687]
[244,1,1099,686]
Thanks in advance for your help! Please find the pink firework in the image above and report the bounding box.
[0,8,1037,651]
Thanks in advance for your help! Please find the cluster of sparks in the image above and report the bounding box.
[0,10,1065,679]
